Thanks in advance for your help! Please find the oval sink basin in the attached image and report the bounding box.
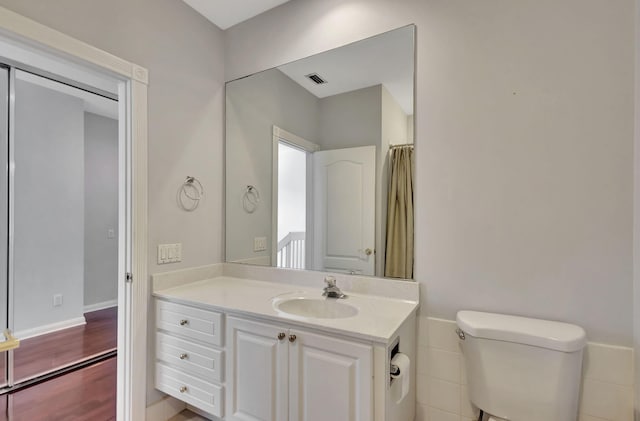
[274,296,358,319]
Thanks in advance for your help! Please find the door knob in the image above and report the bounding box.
[179,319,189,326]
[179,386,188,393]
[289,334,297,343]
[179,353,188,360]
[277,332,286,340]
[364,248,373,256]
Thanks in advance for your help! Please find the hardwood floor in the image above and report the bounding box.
[0,308,118,419]
[0,357,116,421]
[13,307,117,383]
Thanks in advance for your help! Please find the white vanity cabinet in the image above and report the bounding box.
[226,315,373,421]
[155,300,225,418]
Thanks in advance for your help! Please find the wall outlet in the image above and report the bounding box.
[158,243,183,264]
[53,294,63,307]
[107,228,116,239]
[254,237,267,252]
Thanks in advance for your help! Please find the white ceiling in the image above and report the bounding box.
[278,26,414,115]
[183,0,293,30]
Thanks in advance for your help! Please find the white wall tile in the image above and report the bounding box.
[417,373,430,405]
[417,315,429,348]
[583,343,634,386]
[428,377,460,414]
[460,385,480,419]
[428,406,460,421]
[421,317,635,421]
[415,403,430,421]
[580,378,633,421]
[579,414,609,421]
[460,360,468,385]
[428,348,461,383]
[428,318,460,353]
[417,345,429,375]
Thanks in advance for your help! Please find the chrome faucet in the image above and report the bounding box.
[322,276,346,299]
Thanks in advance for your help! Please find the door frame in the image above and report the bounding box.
[0,7,148,420]
[271,126,318,268]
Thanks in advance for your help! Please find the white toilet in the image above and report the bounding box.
[456,311,587,421]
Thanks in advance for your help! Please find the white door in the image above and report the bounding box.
[289,328,373,421]
[312,146,376,275]
[226,317,289,421]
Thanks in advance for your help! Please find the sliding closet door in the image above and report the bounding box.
[11,69,118,383]
[0,66,9,389]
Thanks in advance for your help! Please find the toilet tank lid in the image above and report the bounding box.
[456,311,586,352]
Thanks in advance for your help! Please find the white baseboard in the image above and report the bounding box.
[84,299,117,313]
[14,316,86,340]
[146,396,186,421]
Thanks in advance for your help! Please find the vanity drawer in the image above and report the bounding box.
[156,300,223,346]
[156,362,224,418]
[156,331,224,382]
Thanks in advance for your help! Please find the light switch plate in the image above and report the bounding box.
[254,237,267,252]
[158,243,183,264]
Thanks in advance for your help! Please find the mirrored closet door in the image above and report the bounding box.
[0,65,119,391]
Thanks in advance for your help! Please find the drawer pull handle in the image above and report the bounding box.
[289,334,297,343]
[277,332,286,340]
[179,386,188,393]
[179,353,188,360]
[179,319,189,326]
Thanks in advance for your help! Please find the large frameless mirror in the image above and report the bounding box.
[225,25,415,279]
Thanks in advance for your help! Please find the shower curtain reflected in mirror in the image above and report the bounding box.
[385,145,414,278]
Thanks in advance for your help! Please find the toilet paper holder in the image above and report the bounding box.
[390,362,401,377]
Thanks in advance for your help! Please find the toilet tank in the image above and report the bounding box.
[456,311,586,421]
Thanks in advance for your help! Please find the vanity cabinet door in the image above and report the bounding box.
[289,329,373,421]
[226,316,289,421]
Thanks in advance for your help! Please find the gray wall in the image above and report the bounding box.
[226,68,320,263]
[225,0,635,346]
[318,85,381,149]
[84,112,118,308]
[13,80,85,334]
[0,0,226,275]
[0,0,226,405]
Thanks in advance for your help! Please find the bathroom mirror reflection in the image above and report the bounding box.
[225,25,415,279]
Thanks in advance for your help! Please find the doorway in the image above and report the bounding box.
[0,65,120,396]
[276,141,307,269]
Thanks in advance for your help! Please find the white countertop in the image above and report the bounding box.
[153,276,418,343]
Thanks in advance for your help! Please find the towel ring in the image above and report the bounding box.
[243,185,260,213]
[178,176,204,211]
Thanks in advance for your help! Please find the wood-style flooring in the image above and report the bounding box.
[0,356,116,421]
[13,307,117,383]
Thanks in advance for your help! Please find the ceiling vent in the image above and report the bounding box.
[305,73,327,85]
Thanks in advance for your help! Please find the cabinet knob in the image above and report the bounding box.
[289,334,297,343]
[179,353,188,360]
[179,319,189,326]
[179,386,188,393]
[277,332,286,340]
